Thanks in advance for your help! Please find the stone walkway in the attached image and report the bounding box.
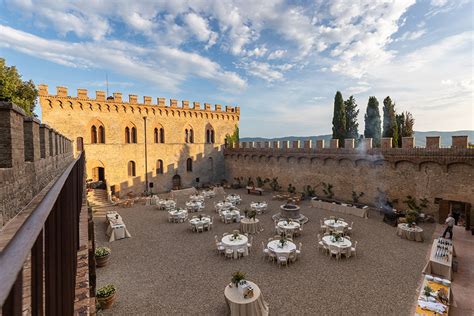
[94,189,436,315]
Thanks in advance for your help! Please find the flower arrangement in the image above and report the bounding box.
[332,233,342,242]
[198,214,203,220]
[232,232,240,240]
[97,284,116,299]
[231,271,246,287]
[423,285,433,297]
[248,210,257,220]
[95,247,111,258]
[279,236,287,247]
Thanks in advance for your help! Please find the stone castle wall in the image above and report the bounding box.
[224,137,474,218]
[38,85,240,197]
[0,102,74,227]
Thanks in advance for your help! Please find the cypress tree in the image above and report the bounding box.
[382,96,398,147]
[344,95,359,140]
[332,91,346,147]
[364,96,382,147]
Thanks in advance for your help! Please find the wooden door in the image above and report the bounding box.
[438,200,450,224]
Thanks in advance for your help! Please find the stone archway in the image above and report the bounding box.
[172,174,181,190]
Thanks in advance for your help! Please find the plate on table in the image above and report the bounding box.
[425,275,434,281]
[434,277,443,283]
[441,279,451,286]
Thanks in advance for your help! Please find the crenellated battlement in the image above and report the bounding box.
[38,84,241,117]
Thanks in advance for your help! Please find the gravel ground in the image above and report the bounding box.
[94,189,435,315]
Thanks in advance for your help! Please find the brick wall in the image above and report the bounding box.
[0,101,74,228]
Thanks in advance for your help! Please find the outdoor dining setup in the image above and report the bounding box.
[105,211,132,242]
[262,235,302,267]
[189,214,213,232]
[226,193,242,205]
[168,209,188,223]
[250,201,267,214]
[217,231,253,259]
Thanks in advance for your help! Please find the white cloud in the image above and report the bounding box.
[240,61,284,82]
[396,29,426,41]
[0,24,246,92]
[183,13,218,48]
[267,49,286,60]
[431,0,448,7]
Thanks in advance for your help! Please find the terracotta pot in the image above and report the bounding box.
[96,254,110,267]
[98,292,116,309]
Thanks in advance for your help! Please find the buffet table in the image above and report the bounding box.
[106,212,132,242]
[415,276,451,315]
[423,238,456,280]
[224,281,269,316]
[396,223,424,242]
[311,198,368,218]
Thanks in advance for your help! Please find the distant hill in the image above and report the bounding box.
[241,130,473,147]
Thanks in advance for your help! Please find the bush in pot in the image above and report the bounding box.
[95,246,111,267]
[97,284,116,309]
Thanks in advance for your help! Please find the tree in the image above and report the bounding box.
[382,96,398,147]
[344,95,359,140]
[331,91,346,147]
[225,124,240,147]
[0,58,37,115]
[364,96,382,147]
[396,111,415,147]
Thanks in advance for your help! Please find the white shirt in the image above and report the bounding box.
[445,216,455,227]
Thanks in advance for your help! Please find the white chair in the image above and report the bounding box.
[351,241,358,258]
[329,245,341,260]
[277,254,289,267]
[196,223,204,233]
[289,250,297,263]
[261,241,269,261]
[336,226,345,235]
[216,242,225,255]
[237,247,246,258]
[347,222,354,236]
[224,214,232,224]
[317,234,325,253]
[203,222,210,231]
[296,242,302,257]
[268,250,277,263]
[320,219,327,233]
[225,248,234,260]
[247,236,253,253]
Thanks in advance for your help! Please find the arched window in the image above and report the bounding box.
[154,128,159,143]
[159,128,165,143]
[156,159,163,174]
[189,129,194,143]
[91,126,98,144]
[186,158,193,172]
[131,127,137,143]
[125,127,130,143]
[211,130,215,143]
[128,161,136,177]
[206,129,211,143]
[98,125,105,143]
[185,129,189,143]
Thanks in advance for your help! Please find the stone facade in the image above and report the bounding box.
[0,101,74,227]
[225,137,474,222]
[38,85,240,197]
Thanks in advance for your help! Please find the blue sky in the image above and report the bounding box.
[0,0,472,137]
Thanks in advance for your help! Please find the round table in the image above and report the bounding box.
[240,218,261,234]
[250,202,267,213]
[221,210,241,222]
[226,195,241,205]
[322,235,352,257]
[396,223,424,242]
[189,217,211,225]
[267,240,296,254]
[324,219,348,231]
[224,281,269,316]
[186,201,203,212]
[158,200,176,210]
[168,209,187,223]
[277,221,300,233]
[221,234,248,259]
[202,190,215,198]
[189,194,204,202]
[216,201,234,211]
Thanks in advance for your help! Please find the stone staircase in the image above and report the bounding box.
[87,189,114,213]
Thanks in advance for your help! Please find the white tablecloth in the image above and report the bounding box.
[189,194,204,202]
[396,223,424,242]
[216,201,234,211]
[106,217,132,242]
[202,190,216,198]
[322,235,352,248]
[158,200,176,209]
[240,218,261,234]
[186,201,203,212]
[224,281,269,316]
[222,234,248,258]
[145,196,160,206]
[226,195,241,205]
[250,202,267,213]
[189,217,211,225]
[324,219,348,230]
[267,240,296,255]
[277,221,300,232]
[312,199,369,218]
[221,210,241,222]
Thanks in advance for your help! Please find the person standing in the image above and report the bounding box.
[442,213,455,239]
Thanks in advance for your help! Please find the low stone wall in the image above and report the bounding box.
[0,101,74,227]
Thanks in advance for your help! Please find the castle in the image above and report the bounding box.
[38,85,240,197]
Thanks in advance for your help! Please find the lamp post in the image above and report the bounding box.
[143,116,148,194]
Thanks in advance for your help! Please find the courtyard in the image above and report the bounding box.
[94,188,436,315]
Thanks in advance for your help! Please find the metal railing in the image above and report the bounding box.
[0,153,84,316]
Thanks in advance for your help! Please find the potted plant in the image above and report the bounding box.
[95,246,111,267]
[248,210,257,221]
[405,210,419,227]
[97,284,116,309]
[231,271,246,288]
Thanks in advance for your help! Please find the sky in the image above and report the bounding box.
[0,0,473,138]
